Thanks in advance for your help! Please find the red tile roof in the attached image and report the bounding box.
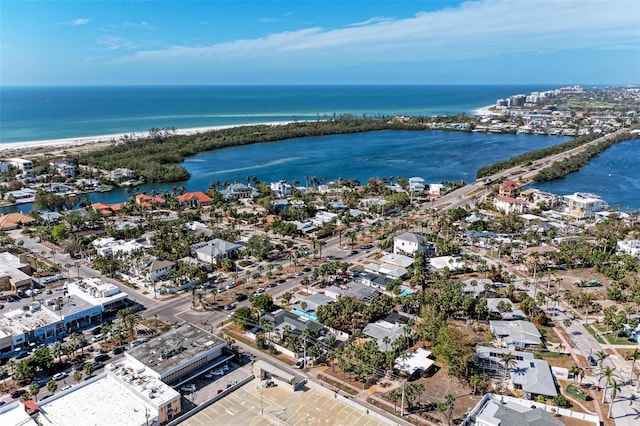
[177,191,212,204]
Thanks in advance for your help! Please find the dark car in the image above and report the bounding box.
[11,389,27,398]
[267,282,277,288]
[94,354,110,362]
[6,296,17,302]
[588,355,597,367]
[91,326,103,335]
[234,293,248,302]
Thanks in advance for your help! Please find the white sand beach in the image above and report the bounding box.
[0,121,293,156]
[473,105,501,116]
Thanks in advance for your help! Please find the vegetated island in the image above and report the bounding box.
[73,115,477,184]
[476,129,638,181]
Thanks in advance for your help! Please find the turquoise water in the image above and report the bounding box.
[0,85,553,143]
[0,85,637,211]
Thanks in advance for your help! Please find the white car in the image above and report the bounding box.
[52,372,67,381]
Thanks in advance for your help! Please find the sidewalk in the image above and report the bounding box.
[553,326,604,421]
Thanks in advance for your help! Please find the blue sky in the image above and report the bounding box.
[1,0,639,85]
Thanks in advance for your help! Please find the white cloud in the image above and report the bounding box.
[71,18,91,26]
[121,0,640,67]
[349,16,392,27]
[98,35,135,51]
[124,21,150,29]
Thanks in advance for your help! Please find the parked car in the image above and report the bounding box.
[205,368,225,379]
[294,358,305,369]
[92,334,104,342]
[94,354,110,362]
[223,303,236,311]
[267,282,277,288]
[588,355,597,367]
[73,362,86,371]
[91,361,104,370]
[52,372,67,381]
[234,293,248,302]
[0,303,4,310]
[181,384,196,393]
[11,389,27,398]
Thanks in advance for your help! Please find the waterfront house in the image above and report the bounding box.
[107,168,135,183]
[0,212,36,231]
[177,191,212,209]
[564,192,608,219]
[220,183,257,200]
[49,158,76,178]
[408,177,426,193]
[270,180,292,197]
[135,194,166,209]
[8,158,34,176]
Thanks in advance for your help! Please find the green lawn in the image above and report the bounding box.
[583,324,606,344]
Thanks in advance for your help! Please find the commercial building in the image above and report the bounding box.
[125,323,229,386]
[35,358,181,426]
[0,252,32,292]
[0,279,129,359]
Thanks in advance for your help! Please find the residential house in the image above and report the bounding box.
[475,347,557,399]
[499,180,522,197]
[270,181,292,197]
[363,320,405,352]
[489,320,542,350]
[564,192,608,219]
[144,259,175,282]
[0,212,36,231]
[220,183,257,200]
[354,271,392,290]
[4,188,37,202]
[177,191,212,209]
[135,194,166,210]
[8,158,34,176]
[291,293,334,321]
[324,282,379,303]
[463,394,587,426]
[49,158,76,178]
[394,348,436,378]
[408,177,425,193]
[486,298,526,320]
[495,196,527,214]
[616,239,640,257]
[461,278,496,298]
[393,232,435,257]
[107,168,135,182]
[363,262,407,279]
[92,237,146,257]
[429,256,465,272]
[190,239,242,264]
[261,309,326,342]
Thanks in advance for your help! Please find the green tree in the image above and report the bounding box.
[29,383,40,401]
[437,393,456,426]
[231,307,253,330]
[46,379,58,396]
[84,363,94,378]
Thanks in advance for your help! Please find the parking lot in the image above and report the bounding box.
[179,377,391,426]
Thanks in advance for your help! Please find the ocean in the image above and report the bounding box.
[0,85,638,211]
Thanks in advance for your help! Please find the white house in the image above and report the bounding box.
[495,196,527,214]
[8,158,34,176]
[270,181,293,197]
[564,192,608,219]
[616,240,640,257]
[393,232,435,257]
[190,239,242,264]
[408,177,425,193]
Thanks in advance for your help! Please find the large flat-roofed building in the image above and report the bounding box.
[0,279,129,359]
[70,278,129,316]
[564,192,608,219]
[0,252,32,292]
[35,357,181,426]
[125,323,228,385]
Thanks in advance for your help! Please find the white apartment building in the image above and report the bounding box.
[564,192,608,219]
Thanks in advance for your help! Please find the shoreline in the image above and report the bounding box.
[0,121,294,156]
[473,104,500,116]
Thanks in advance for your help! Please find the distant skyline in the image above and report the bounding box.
[1,0,639,86]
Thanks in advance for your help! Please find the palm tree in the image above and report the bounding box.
[73,370,83,382]
[595,350,609,374]
[600,365,616,404]
[500,352,517,386]
[607,378,621,418]
[46,380,58,396]
[437,393,456,426]
[388,388,402,413]
[627,348,640,384]
[52,341,63,364]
